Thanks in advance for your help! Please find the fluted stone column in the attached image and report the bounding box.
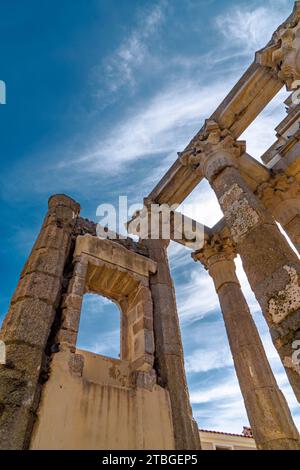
[143,239,201,450]
[257,174,300,253]
[193,235,300,450]
[0,194,80,450]
[180,120,300,402]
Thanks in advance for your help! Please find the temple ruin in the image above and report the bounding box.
[1,1,300,451]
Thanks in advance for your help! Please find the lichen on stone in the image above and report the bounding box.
[220,184,260,242]
[269,266,300,324]
[283,355,300,376]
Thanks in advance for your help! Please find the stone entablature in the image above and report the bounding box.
[256,1,300,90]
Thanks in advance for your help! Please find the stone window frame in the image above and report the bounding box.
[57,235,157,374]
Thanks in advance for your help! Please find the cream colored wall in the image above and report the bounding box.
[30,349,175,450]
[199,430,256,450]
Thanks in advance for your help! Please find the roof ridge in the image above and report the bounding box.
[199,429,253,439]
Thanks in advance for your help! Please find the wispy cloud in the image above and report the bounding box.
[96,2,166,99]
[215,0,291,54]
[75,79,235,173]
[185,320,233,374]
[190,376,241,405]
[79,328,121,358]
[173,265,220,324]
[3,0,299,437]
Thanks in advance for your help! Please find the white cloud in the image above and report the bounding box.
[168,242,192,269]
[195,396,250,434]
[74,0,300,437]
[174,266,219,324]
[99,2,165,95]
[190,365,300,433]
[215,1,290,54]
[186,345,233,374]
[80,293,114,315]
[190,377,241,405]
[184,319,234,373]
[79,328,121,358]
[179,180,223,228]
[73,79,235,174]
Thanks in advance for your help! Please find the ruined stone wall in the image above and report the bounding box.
[30,349,175,450]
[0,196,189,449]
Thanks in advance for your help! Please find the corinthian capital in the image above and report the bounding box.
[179,120,246,182]
[256,2,300,91]
[257,173,300,208]
[192,233,236,270]
[192,234,238,291]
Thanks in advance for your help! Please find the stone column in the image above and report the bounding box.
[193,235,300,450]
[180,120,300,402]
[257,174,300,253]
[0,194,80,450]
[143,239,201,450]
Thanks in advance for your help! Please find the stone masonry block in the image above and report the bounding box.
[11,272,61,306]
[67,274,86,296]
[1,298,55,348]
[33,224,70,251]
[20,247,66,278]
[3,342,45,378]
[61,305,81,333]
[61,293,83,311]
[0,402,35,450]
[132,317,153,335]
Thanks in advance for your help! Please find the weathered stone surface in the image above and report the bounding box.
[2,2,300,450]
[243,386,300,450]
[0,402,35,450]
[143,239,201,450]
[130,353,154,372]
[209,159,300,401]
[194,237,300,450]
[62,237,157,375]
[2,341,45,378]
[33,224,70,251]
[257,173,300,253]
[256,1,300,91]
[285,215,300,253]
[132,317,153,335]
[0,299,55,347]
[75,235,157,278]
[0,194,80,450]
[20,247,66,278]
[11,272,62,306]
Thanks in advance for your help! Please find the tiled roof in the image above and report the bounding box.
[199,429,253,439]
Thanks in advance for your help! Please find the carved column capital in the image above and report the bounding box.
[179,120,246,183]
[192,234,238,292]
[257,173,300,225]
[257,173,299,203]
[256,2,300,91]
[192,234,236,268]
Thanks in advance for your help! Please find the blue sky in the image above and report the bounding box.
[1,0,299,434]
